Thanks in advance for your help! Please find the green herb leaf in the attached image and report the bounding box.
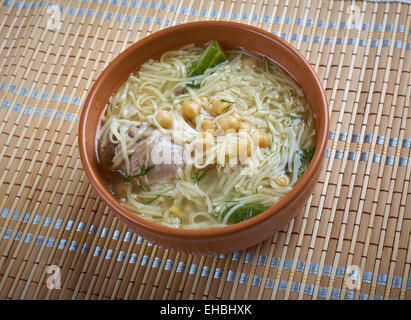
[220,99,235,112]
[136,177,145,190]
[287,112,309,126]
[263,57,271,73]
[221,203,270,224]
[187,62,197,77]
[186,82,201,89]
[288,88,296,98]
[287,113,301,121]
[298,147,316,179]
[220,99,235,104]
[122,164,156,183]
[187,41,227,87]
[212,210,222,220]
[144,194,171,204]
[193,169,209,185]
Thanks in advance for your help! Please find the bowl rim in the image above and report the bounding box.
[79,20,329,240]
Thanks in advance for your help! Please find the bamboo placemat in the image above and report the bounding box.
[0,0,410,300]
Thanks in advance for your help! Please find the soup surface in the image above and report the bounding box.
[98,42,316,229]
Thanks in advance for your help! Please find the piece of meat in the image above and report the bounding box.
[99,125,152,165]
[124,131,185,186]
[175,88,188,96]
[100,125,185,186]
[99,131,116,164]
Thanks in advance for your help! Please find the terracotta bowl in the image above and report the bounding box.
[79,21,328,255]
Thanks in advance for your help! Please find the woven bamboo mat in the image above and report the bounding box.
[0,0,410,300]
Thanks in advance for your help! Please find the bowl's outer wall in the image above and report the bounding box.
[79,22,328,254]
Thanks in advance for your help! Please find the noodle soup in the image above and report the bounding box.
[97,42,316,229]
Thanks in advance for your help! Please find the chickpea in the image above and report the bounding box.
[213,128,225,137]
[252,131,271,148]
[195,131,214,151]
[242,56,257,69]
[217,115,238,131]
[199,96,208,106]
[238,138,251,158]
[274,174,290,187]
[156,110,173,129]
[225,128,237,135]
[238,121,253,132]
[201,119,214,131]
[212,99,234,115]
[182,100,201,120]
